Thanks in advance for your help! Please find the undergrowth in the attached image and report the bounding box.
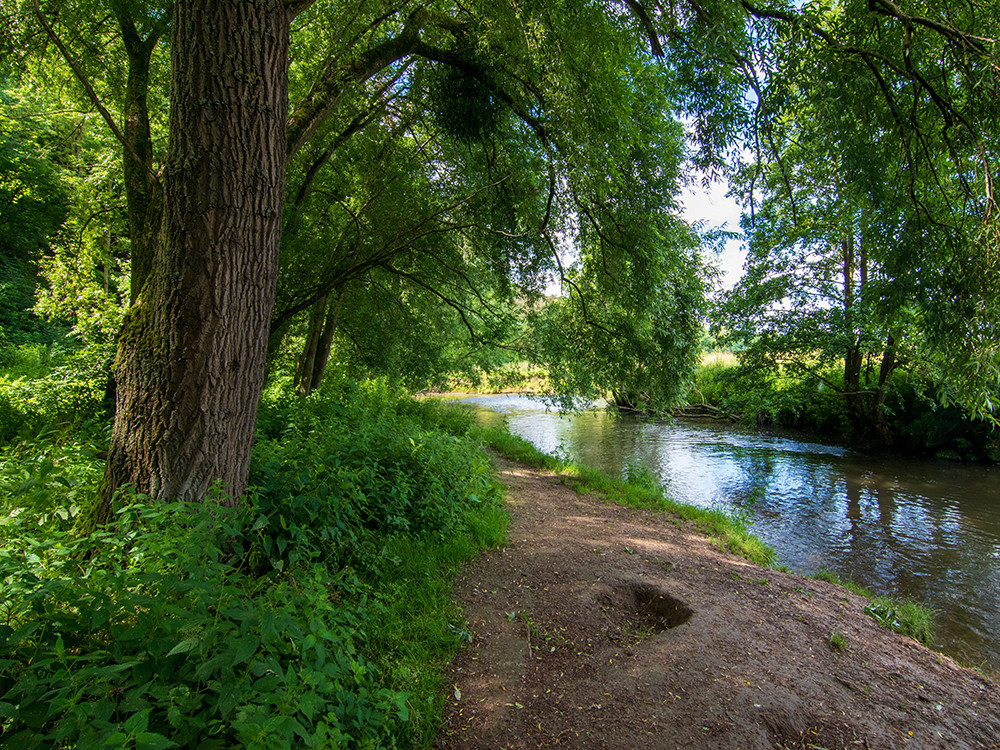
[0,372,507,749]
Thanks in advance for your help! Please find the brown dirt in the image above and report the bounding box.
[436,458,1000,749]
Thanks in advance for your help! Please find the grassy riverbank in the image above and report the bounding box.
[436,455,997,749]
[429,362,549,396]
[470,424,774,566]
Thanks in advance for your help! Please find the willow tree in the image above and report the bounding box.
[266,0,699,399]
[269,59,553,395]
[21,0,701,512]
[661,0,1000,415]
[98,0,294,510]
[716,21,920,443]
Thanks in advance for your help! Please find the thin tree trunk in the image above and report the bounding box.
[101,0,290,515]
[842,234,862,402]
[308,291,344,394]
[116,8,165,303]
[870,331,898,446]
[296,294,328,395]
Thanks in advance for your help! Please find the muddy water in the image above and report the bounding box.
[454,394,1000,674]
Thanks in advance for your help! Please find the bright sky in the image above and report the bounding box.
[544,175,748,297]
[679,177,746,291]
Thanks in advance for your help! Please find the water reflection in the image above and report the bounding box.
[455,394,1000,674]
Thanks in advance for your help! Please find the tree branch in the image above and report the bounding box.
[284,0,317,20]
[622,0,664,57]
[286,7,448,157]
[31,0,156,183]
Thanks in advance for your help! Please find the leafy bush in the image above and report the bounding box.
[0,258,64,351]
[0,345,109,441]
[1,500,409,749]
[1,378,507,749]
[882,374,999,459]
[250,379,502,569]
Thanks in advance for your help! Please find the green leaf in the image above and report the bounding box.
[3,622,39,648]
[91,661,140,678]
[136,732,177,750]
[103,731,131,747]
[123,709,150,734]
[167,638,200,657]
[216,689,240,718]
[232,635,259,666]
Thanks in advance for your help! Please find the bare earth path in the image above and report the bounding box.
[436,458,1000,749]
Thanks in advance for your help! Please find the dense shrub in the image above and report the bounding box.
[689,361,850,434]
[0,345,108,441]
[250,379,501,567]
[0,376,507,748]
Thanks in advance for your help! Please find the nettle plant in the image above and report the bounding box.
[1,382,505,749]
[0,497,409,749]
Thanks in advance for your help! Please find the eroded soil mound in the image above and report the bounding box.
[437,459,1000,749]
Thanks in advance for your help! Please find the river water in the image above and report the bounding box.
[454,394,1000,674]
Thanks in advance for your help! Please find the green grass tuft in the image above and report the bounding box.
[811,569,874,598]
[865,596,935,646]
[810,571,935,646]
[829,630,848,652]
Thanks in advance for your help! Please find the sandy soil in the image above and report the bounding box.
[436,458,1000,749]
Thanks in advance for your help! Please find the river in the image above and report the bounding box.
[453,394,1000,675]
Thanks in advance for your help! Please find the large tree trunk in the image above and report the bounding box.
[101,0,290,515]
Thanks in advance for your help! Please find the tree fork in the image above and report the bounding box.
[101,0,291,514]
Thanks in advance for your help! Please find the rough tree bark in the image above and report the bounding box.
[101,0,291,514]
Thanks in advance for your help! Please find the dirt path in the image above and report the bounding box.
[436,459,1000,749]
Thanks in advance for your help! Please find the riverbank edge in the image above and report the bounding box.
[437,450,1000,750]
[468,422,940,657]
